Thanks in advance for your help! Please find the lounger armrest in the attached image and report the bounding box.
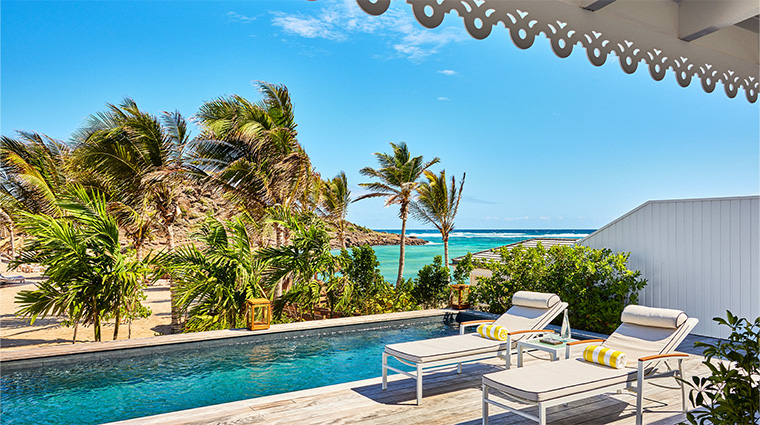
[507,329,554,336]
[638,352,689,362]
[459,320,494,334]
[565,339,606,346]
[565,339,606,359]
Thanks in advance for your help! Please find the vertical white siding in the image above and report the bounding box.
[580,196,760,339]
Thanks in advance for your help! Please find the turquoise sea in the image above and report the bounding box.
[366,229,595,282]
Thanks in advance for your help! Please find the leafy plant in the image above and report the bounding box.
[160,216,266,332]
[452,252,474,285]
[13,186,150,341]
[681,311,759,425]
[411,256,450,308]
[470,244,647,334]
[335,245,418,314]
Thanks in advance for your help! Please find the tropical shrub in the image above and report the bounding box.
[681,311,759,425]
[411,255,450,308]
[339,245,386,298]
[470,244,647,334]
[161,216,266,332]
[259,210,341,320]
[338,245,417,314]
[13,186,150,341]
[452,252,474,285]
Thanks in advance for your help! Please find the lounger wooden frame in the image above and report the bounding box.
[382,299,568,405]
[481,317,699,425]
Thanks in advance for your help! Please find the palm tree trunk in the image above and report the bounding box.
[9,224,15,258]
[274,224,283,298]
[72,321,78,344]
[396,207,408,287]
[0,208,14,258]
[443,235,450,268]
[113,309,120,340]
[443,234,451,282]
[167,222,183,334]
[92,299,101,342]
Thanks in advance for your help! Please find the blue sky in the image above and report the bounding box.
[2,0,758,230]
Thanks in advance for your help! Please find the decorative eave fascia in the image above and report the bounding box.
[357,0,759,103]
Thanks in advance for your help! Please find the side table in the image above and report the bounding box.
[516,337,578,367]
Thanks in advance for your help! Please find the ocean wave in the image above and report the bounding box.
[397,231,590,239]
[448,232,528,238]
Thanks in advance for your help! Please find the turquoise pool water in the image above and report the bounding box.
[0,319,460,425]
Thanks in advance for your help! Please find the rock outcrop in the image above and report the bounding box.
[330,229,428,250]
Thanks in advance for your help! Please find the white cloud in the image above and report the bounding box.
[438,69,457,76]
[437,97,450,101]
[539,216,551,220]
[271,12,347,41]
[269,0,466,61]
[227,11,257,23]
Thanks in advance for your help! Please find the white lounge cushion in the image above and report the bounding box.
[385,334,506,363]
[483,358,636,403]
[512,291,560,309]
[621,305,688,329]
[492,305,556,332]
[602,320,693,364]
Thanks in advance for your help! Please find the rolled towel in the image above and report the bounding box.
[583,345,627,369]
[477,324,508,341]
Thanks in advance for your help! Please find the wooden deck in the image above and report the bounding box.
[110,335,713,425]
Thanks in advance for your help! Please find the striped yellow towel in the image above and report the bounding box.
[583,345,627,369]
[476,324,508,341]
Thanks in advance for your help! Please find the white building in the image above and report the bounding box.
[579,196,760,338]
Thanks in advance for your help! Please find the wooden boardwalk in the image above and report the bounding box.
[111,335,712,425]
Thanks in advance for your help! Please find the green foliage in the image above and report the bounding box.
[259,209,339,319]
[338,245,417,314]
[339,245,386,298]
[681,311,759,425]
[470,244,647,334]
[160,216,266,332]
[13,186,150,341]
[411,256,451,308]
[452,252,474,285]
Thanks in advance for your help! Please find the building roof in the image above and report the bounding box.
[450,237,579,265]
[357,0,759,103]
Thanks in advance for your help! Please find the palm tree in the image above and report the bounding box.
[0,131,72,217]
[193,82,317,298]
[193,82,313,223]
[321,171,351,249]
[13,186,148,342]
[355,142,439,287]
[162,216,267,332]
[257,208,337,319]
[72,99,190,333]
[411,170,465,270]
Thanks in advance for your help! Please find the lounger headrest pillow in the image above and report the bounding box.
[512,291,560,309]
[620,305,688,329]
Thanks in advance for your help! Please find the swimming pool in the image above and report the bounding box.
[1,315,466,425]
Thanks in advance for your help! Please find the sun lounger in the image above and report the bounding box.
[481,305,699,425]
[382,291,568,404]
[0,273,25,284]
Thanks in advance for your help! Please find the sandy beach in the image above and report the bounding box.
[0,261,171,351]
